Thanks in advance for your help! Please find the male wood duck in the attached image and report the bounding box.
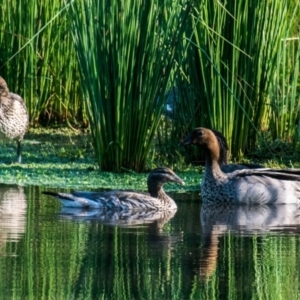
[181,127,300,205]
[0,77,29,163]
[43,167,184,210]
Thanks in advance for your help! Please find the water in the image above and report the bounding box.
[0,184,300,299]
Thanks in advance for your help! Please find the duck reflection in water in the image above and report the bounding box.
[198,203,300,280]
[59,205,177,231]
[0,184,27,254]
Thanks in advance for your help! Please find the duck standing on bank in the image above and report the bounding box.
[0,77,29,163]
[43,167,184,211]
[181,127,300,205]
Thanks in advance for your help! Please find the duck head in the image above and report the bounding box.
[147,167,184,198]
[148,167,185,186]
[0,77,9,97]
[181,127,220,164]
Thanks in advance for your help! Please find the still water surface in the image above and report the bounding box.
[0,184,299,299]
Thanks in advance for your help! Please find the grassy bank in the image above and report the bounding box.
[0,127,198,191]
[0,127,298,191]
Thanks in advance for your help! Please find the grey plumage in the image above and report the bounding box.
[0,77,29,163]
[181,127,300,205]
[43,167,185,210]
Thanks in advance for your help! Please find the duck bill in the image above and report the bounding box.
[180,134,193,146]
[173,175,185,186]
[177,179,185,186]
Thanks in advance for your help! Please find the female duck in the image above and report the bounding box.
[43,167,184,210]
[0,77,29,163]
[181,127,300,205]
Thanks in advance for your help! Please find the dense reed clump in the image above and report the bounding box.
[166,0,300,160]
[69,0,191,171]
[267,37,300,143]
[0,0,86,125]
[0,0,299,167]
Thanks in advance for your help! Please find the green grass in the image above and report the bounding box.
[0,127,299,191]
[0,127,197,191]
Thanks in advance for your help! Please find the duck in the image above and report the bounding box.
[181,127,300,205]
[211,129,264,172]
[0,77,29,163]
[43,167,185,210]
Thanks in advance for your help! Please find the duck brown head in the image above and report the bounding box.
[181,127,220,165]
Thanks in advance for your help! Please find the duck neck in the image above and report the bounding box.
[204,148,224,178]
[148,184,170,202]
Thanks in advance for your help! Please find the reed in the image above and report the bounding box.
[69,0,191,171]
[0,0,85,125]
[0,0,299,165]
[267,37,300,143]
[171,0,299,159]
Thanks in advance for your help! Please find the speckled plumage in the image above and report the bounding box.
[0,77,29,163]
[181,127,300,205]
[43,167,185,211]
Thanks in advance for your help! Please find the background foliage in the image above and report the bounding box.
[0,0,299,170]
[167,0,300,160]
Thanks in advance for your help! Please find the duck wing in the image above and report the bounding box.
[9,92,28,109]
[227,169,300,204]
[221,163,264,173]
[43,190,163,210]
[229,168,300,181]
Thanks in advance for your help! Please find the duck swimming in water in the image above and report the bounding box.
[181,127,300,205]
[43,167,184,210]
[0,77,29,163]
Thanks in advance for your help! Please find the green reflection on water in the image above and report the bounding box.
[0,186,299,299]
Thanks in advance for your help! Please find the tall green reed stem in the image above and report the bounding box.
[267,37,300,143]
[69,0,190,171]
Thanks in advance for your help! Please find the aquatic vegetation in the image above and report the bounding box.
[0,127,298,191]
[0,127,197,191]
